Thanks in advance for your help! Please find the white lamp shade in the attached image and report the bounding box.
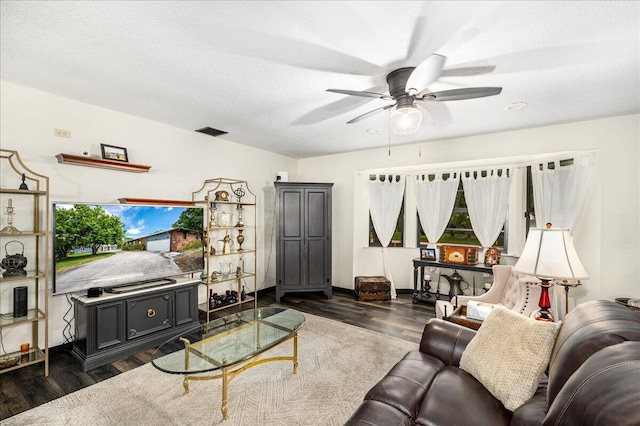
[514,228,589,280]
[390,106,422,134]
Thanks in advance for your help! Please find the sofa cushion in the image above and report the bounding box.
[344,399,413,426]
[363,350,445,419]
[459,306,560,411]
[546,299,640,404]
[415,366,511,426]
[543,341,640,426]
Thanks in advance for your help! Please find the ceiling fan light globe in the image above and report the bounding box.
[390,106,422,134]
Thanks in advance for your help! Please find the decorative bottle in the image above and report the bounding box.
[241,285,246,301]
[208,289,215,310]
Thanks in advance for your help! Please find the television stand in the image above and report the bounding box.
[72,277,199,371]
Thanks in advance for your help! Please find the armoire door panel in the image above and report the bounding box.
[306,239,327,287]
[306,190,326,238]
[283,190,302,238]
[282,239,302,287]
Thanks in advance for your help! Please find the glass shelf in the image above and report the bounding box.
[0,189,47,196]
[207,225,255,231]
[0,232,46,237]
[0,308,45,328]
[207,249,256,257]
[203,273,256,285]
[0,348,45,373]
[0,270,46,283]
[198,296,256,314]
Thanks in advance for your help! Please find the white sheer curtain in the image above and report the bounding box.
[531,153,594,318]
[367,174,406,299]
[461,168,513,248]
[414,172,460,244]
[531,154,594,231]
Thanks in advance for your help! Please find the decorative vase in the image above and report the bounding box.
[237,229,245,251]
[219,261,232,278]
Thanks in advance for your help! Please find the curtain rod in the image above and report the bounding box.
[356,150,597,176]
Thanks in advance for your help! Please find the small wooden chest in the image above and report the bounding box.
[354,276,391,302]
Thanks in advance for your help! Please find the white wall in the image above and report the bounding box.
[298,114,640,309]
[2,78,638,351]
[0,81,298,348]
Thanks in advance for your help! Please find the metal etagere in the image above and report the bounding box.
[192,178,257,322]
[0,149,49,376]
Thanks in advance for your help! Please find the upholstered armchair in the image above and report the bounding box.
[435,265,544,320]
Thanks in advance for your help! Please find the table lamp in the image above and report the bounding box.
[513,223,589,321]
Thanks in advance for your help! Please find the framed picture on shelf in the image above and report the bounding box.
[100,144,129,162]
[420,247,436,260]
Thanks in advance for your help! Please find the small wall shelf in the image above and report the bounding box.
[118,198,193,206]
[55,153,151,173]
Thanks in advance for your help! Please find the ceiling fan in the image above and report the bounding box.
[327,54,502,134]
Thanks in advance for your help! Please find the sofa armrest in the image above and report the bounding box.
[419,318,476,367]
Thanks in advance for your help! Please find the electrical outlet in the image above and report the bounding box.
[54,129,71,138]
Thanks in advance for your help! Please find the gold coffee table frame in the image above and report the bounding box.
[152,308,305,422]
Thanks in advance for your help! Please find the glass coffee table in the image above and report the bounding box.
[152,307,305,421]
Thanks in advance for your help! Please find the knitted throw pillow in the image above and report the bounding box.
[459,306,560,411]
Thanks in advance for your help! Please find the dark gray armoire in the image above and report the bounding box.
[275,182,333,302]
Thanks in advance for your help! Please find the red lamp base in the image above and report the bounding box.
[534,279,554,322]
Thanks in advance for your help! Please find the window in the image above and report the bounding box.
[417,180,505,248]
[369,199,404,247]
[525,158,574,236]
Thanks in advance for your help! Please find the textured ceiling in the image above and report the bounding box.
[1,1,639,159]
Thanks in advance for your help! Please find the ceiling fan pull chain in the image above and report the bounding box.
[388,110,392,156]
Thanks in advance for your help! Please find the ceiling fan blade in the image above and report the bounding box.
[405,54,446,95]
[347,104,396,124]
[440,65,496,78]
[327,89,392,100]
[417,87,502,102]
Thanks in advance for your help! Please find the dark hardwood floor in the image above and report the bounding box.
[0,287,435,420]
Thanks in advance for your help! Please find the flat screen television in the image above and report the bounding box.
[52,202,205,295]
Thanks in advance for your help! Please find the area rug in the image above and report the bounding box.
[2,313,418,425]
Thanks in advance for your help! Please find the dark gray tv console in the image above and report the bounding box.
[72,278,200,371]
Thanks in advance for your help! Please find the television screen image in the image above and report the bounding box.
[53,203,204,295]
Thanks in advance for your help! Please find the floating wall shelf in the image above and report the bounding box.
[55,153,151,173]
[118,197,194,206]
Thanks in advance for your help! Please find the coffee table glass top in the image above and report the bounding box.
[151,307,305,375]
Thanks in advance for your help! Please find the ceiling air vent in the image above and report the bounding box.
[195,127,228,137]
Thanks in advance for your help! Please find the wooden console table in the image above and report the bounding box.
[412,259,493,305]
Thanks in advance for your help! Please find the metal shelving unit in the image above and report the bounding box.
[192,178,257,322]
[0,149,49,376]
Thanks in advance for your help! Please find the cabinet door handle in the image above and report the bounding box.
[147,308,156,318]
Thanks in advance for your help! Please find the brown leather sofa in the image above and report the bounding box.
[345,300,640,425]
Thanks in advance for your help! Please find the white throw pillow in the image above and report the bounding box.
[459,306,560,411]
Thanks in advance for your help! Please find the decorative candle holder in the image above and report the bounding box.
[209,203,217,228]
[235,205,244,227]
[1,203,21,234]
